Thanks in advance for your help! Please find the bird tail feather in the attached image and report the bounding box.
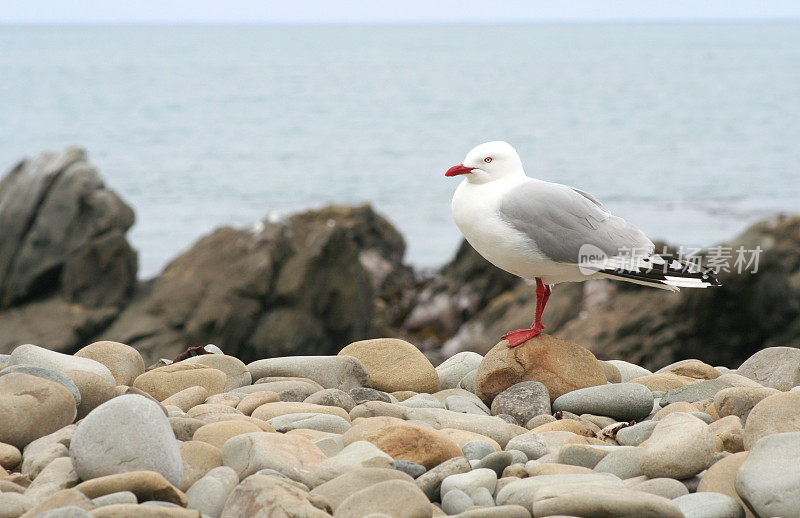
[585,253,721,291]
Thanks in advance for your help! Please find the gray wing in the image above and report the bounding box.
[498,180,654,264]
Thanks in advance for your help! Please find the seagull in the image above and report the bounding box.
[446,141,720,348]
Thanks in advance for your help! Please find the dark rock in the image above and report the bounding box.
[394,460,426,479]
[349,387,392,405]
[0,147,136,353]
[477,451,514,476]
[491,381,551,424]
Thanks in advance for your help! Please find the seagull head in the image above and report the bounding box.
[445,141,524,184]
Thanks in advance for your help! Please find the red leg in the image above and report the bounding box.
[502,278,551,347]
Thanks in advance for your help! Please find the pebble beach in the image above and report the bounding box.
[1,334,799,517]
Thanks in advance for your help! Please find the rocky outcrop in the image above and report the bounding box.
[0,147,136,353]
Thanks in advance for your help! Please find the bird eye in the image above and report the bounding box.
[484,157,492,163]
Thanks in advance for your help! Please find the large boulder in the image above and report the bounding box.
[0,147,137,354]
[101,205,401,362]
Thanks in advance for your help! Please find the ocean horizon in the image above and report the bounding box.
[2,22,798,278]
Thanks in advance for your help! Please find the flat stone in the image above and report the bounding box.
[73,471,187,506]
[89,504,200,517]
[339,338,440,393]
[673,492,745,518]
[737,346,800,390]
[630,373,696,391]
[90,491,139,507]
[656,359,723,380]
[176,355,251,391]
[532,483,684,518]
[235,391,280,415]
[251,401,351,422]
[552,382,653,421]
[252,380,320,402]
[606,360,652,382]
[161,386,209,413]
[312,435,344,457]
[21,440,68,479]
[458,370,478,393]
[477,451,514,476]
[24,456,80,503]
[268,412,352,434]
[342,416,462,469]
[437,429,501,452]
[349,387,393,404]
[20,488,94,517]
[446,395,491,415]
[70,394,183,487]
[247,356,370,391]
[697,451,750,517]
[310,467,413,512]
[0,364,81,405]
[557,443,615,469]
[490,381,551,424]
[735,431,800,518]
[168,417,206,442]
[10,344,114,384]
[742,390,800,449]
[495,473,625,508]
[74,341,145,386]
[304,388,357,412]
[641,412,715,480]
[709,415,744,453]
[0,372,77,449]
[400,393,446,409]
[221,432,326,486]
[503,433,549,461]
[220,474,329,518]
[437,352,483,390]
[133,364,226,401]
[453,505,530,518]
[629,477,690,499]
[349,401,526,448]
[415,456,472,501]
[616,420,657,446]
[333,479,431,518]
[660,378,748,406]
[475,334,607,405]
[185,466,238,518]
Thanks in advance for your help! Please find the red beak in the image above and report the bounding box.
[445,164,473,177]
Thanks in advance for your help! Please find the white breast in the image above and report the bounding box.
[451,177,585,284]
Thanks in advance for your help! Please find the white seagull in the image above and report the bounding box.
[446,141,719,348]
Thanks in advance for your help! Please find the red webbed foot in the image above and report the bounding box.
[502,327,543,348]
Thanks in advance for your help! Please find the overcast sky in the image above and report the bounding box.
[3,0,800,24]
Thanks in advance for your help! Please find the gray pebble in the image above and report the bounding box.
[616,420,658,446]
[470,486,496,507]
[525,414,556,429]
[507,450,528,465]
[478,451,514,476]
[394,459,426,479]
[91,491,138,507]
[36,508,91,518]
[458,369,478,393]
[552,383,654,421]
[349,387,392,404]
[505,433,548,460]
[491,381,551,424]
[462,439,496,461]
[445,395,490,415]
[442,488,474,515]
[494,414,521,425]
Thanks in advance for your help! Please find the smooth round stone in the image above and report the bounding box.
[0,364,81,404]
[532,484,684,518]
[743,390,800,449]
[0,442,21,470]
[334,479,432,518]
[222,432,327,485]
[36,507,91,518]
[557,444,614,469]
[458,370,478,393]
[525,414,556,429]
[415,456,472,501]
[641,412,715,480]
[441,468,497,498]
[442,488,474,515]
[660,378,739,406]
[504,433,548,461]
[605,360,652,382]
[255,380,320,402]
[179,440,223,491]
[204,344,225,355]
[490,381,551,424]
[616,420,658,446]
[496,473,625,508]
[393,459,426,479]
[437,352,483,390]
[185,466,238,518]
[247,356,370,392]
[399,393,445,409]
[593,446,644,479]
[192,420,264,450]
[310,467,415,512]
[91,490,139,507]
[0,372,77,449]
[177,354,252,391]
[673,492,745,518]
[349,387,393,404]
[713,386,780,422]
[133,364,227,401]
[463,440,496,461]
[10,344,115,384]
[735,431,800,518]
[338,338,440,393]
[65,369,117,419]
[477,451,514,476]
[304,388,356,413]
[267,412,352,434]
[74,341,145,386]
[445,395,491,415]
[736,346,800,390]
[552,382,654,421]
[312,435,344,457]
[69,394,183,487]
